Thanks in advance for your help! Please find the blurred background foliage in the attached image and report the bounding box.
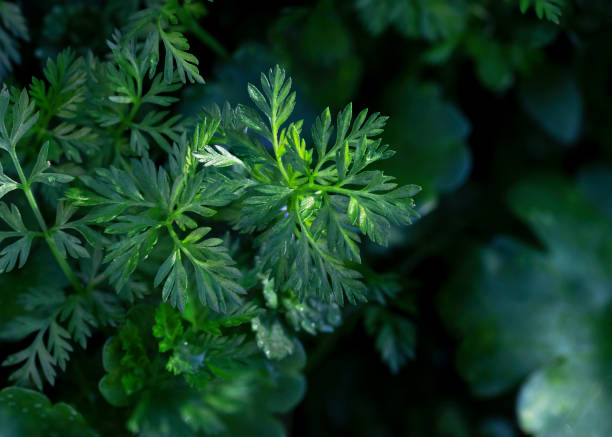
[1,0,612,435]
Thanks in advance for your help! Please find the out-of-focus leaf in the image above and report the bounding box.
[179,43,315,126]
[518,70,583,144]
[355,0,469,42]
[439,171,612,435]
[0,386,96,436]
[269,0,362,108]
[577,166,612,221]
[365,307,416,373]
[251,316,294,360]
[382,81,471,210]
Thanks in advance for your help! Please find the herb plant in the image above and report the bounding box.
[3,0,606,435]
[0,0,420,434]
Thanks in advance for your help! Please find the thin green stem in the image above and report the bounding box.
[305,182,378,200]
[110,68,143,169]
[166,222,193,263]
[34,111,54,143]
[112,99,141,163]
[292,195,334,262]
[9,148,84,293]
[271,117,291,185]
[43,233,84,292]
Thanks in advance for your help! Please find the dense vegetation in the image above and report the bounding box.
[1,0,611,435]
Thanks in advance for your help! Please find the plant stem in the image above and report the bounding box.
[271,116,291,185]
[9,149,84,293]
[306,182,378,200]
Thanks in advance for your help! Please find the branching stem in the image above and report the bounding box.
[9,148,84,293]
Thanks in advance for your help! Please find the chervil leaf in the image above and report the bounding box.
[69,140,244,311]
[518,0,565,24]
[2,297,72,390]
[157,249,189,311]
[1,286,110,390]
[248,65,296,134]
[130,110,182,155]
[194,144,245,168]
[152,303,184,352]
[365,307,416,373]
[211,66,421,305]
[29,141,75,186]
[28,46,97,162]
[160,28,203,84]
[0,234,34,273]
[277,286,342,335]
[2,326,55,390]
[60,295,97,348]
[124,1,204,84]
[251,316,294,360]
[0,163,19,199]
[30,48,87,119]
[0,88,39,150]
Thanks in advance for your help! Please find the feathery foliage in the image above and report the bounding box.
[0,1,421,434]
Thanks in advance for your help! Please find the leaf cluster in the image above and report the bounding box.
[0,1,423,435]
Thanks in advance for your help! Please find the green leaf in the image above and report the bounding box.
[194,144,245,168]
[439,172,612,434]
[30,48,87,120]
[60,295,97,348]
[52,230,89,259]
[517,359,612,437]
[0,2,29,79]
[0,235,34,273]
[518,70,582,144]
[0,164,19,199]
[0,88,38,150]
[161,250,189,311]
[29,141,74,185]
[99,306,156,404]
[152,303,184,352]
[160,28,204,84]
[311,196,361,262]
[0,202,27,232]
[281,293,342,335]
[247,65,296,131]
[130,110,182,155]
[356,0,469,41]
[217,67,421,306]
[381,81,470,205]
[518,0,565,23]
[0,387,96,436]
[365,307,416,373]
[251,316,294,360]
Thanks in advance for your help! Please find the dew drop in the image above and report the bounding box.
[34,403,42,408]
[21,407,28,413]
